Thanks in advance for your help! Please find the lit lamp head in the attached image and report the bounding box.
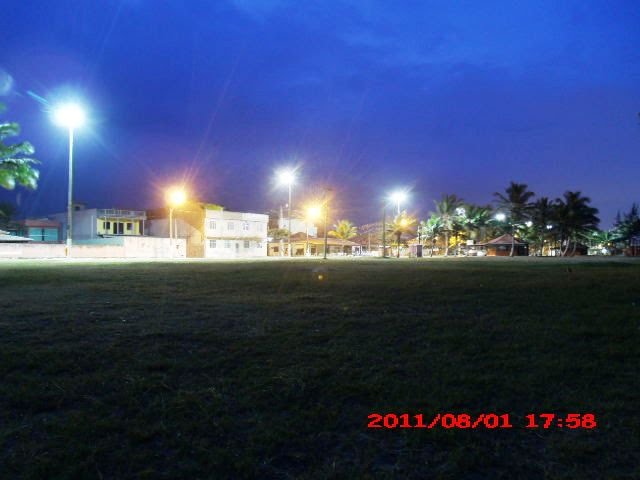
[167,187,187,207]
[53,103,86,130]
[307,205,322,220]
[495,212,507,222]
[390,190,408,205]
[277,168,296,187]
[400,218,408,227]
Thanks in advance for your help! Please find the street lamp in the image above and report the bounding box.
[277,168,296,257]
[166,187,187,245]
[390,190,408,215]
[495,212,506,222]
[52,102,86,256]
[382,189,409,258]
[306,205,321,256]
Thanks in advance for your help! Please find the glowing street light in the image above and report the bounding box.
[305,205,322,256]
[166,187,187,242]
[52,102,86,256]
[495,212,507,222]
[381,188,409,258]
[277,168,296,256]
[53,103,86,130]
[390,190,408,215]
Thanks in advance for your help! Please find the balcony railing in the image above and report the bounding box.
[97,209,146,219]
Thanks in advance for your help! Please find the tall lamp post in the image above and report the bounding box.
[277,169,296,257]
[166,187,187,255]
[53,103,86,257]
[381,203,387,258]
[306,205,321,256]
[390,190,408,215]
[323,188,333,260]
[382,189,409,258]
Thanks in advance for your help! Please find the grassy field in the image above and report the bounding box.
[1,257,639,479]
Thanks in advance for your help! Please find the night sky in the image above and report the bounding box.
[1,0,639,227]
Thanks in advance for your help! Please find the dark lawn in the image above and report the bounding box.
[0,257,639,479]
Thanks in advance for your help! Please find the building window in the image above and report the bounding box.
[209,220,216,230]
[242,221,249,231]
[227,222,234,230]
[256,242,262,249]
[272,246,278,253]
[209,239,216,248]
[104,221,110,230]
[244,240,250,248]
[224,240,231,248]
[126,223,133,231]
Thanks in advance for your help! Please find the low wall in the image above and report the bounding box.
[0,243,66,258]
[0,237,186,259]
[122,237,186,258]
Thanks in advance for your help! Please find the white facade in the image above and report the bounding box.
[51,206,146,240]
[204,209,268,258]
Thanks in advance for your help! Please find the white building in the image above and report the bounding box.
[50,203,147,241]
[147,204,269,259]
[204,209,268,258]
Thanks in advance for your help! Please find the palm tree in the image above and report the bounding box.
[418,215,443,257]
[389,211,417,258]
[450,210,466,256]
[613,203,640,244]
[530,197,556,255]
[494,182,535,256]
[0,103,39,190]
[588,230,614,254]
[554,191,599,256]
[328,219,358,240]
[433,194,463,256]
[462,204,493,243]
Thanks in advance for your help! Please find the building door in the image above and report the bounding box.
[235,242,240,255]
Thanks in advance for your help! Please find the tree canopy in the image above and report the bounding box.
[0,103,39,190]
[328,219,358,240]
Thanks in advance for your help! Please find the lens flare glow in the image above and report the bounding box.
[53,103,86,129]
[167,187,187,206]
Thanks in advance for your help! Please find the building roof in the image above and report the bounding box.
[275,234,360,247]
[17,218,61,228]
[483,233,527,246]
[0,230,32,243]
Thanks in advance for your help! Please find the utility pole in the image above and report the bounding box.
[382,204,387,258]
[323,187,333,259]
[288,183,292,257]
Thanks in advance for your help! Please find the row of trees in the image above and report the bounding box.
[415,183,602,257]
[326,181,619,258]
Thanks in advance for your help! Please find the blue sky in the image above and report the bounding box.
[1,0,639,226]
